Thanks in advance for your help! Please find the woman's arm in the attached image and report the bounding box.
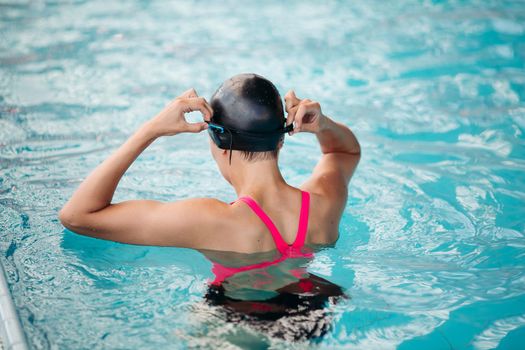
[59,123,156,222]
[58,89,235,248]
[284,90,360,155]
[284,90,360,200]
[315,116,361,157]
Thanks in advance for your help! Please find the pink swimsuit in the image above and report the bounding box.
[210,190,313,286]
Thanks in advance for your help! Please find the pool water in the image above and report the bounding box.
[1,0,525,349]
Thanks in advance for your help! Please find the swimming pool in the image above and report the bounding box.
[1,0,524,348]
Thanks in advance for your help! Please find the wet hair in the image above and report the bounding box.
[208,73,287,162]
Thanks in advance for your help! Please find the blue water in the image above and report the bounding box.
[1,0,525,349]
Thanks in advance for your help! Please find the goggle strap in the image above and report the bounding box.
[228,127,233,165]
[205,120,290,164]
[206,121,291,137]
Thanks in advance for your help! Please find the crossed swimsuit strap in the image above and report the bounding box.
[210,191,311,285]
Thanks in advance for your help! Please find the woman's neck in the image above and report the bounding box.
[230,159,290,199]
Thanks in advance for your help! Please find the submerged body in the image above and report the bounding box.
[201,191,347,341]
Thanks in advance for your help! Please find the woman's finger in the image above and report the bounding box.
[179,88,198,99]
[284,90,301,112]
[182,97,213,120]
[185,121,208,133]
[293,103,307,135]
[184,95,213,121]
[202,99,214,120]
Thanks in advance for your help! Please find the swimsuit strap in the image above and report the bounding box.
[235,196,289,252]
[210,254,287,286]
[293,190,310,248]
[234,190,310,253]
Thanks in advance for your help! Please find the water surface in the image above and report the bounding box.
[1,0,525,349]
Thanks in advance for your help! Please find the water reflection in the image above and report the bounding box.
[200,249,347,342]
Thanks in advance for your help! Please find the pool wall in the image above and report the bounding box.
[0,262,28,350]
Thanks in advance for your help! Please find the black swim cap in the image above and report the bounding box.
[207,74,292,163]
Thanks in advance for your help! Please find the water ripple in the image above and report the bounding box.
[1,0,525,349]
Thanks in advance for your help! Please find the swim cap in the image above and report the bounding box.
[207,74,292,163]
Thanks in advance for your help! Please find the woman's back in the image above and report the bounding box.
[226,185,340,254]
[199,184,351,341]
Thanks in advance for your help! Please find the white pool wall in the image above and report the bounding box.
[0,262,28,350]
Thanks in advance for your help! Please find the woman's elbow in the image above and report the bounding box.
[345,143,361,157]
[351,137,361,156]
[59,207,72,227]
[58,206,84,230]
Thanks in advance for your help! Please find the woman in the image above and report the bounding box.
[59,73,360,340]
[59,73,361,252]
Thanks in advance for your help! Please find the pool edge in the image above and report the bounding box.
[0,262,29,350]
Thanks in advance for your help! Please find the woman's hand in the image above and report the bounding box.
[284,90,327,136]
[146,88,213,137]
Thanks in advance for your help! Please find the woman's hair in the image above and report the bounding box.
[240,148,279,161]
[210,73,285,162]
